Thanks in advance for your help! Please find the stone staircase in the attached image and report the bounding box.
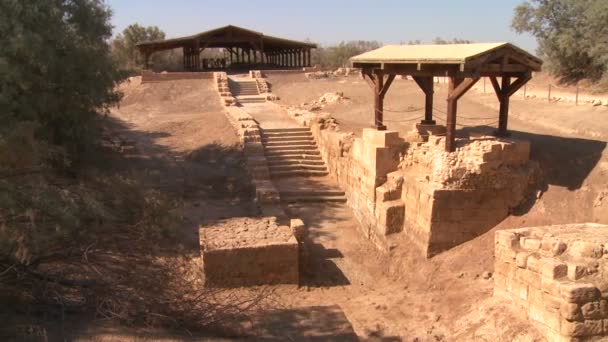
[229,78,266,104]
[261,127,346,203]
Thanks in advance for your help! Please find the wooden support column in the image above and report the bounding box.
[412,76,435,124]
[362,68,396,130]
[490,73,531,136]
[143,50,151,69]
[446,77,480,152]
[307,48,311,67]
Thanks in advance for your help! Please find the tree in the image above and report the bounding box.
[111,24,183,71]
[312,40,382,68]
[0,0,123,157]
[512,0,608,83]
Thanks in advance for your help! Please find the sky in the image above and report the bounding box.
[106,0,537,52]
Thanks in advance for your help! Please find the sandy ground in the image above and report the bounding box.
[78,74,608,341]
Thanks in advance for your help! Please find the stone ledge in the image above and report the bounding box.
[200,217,298,287]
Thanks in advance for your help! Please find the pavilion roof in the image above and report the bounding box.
[136,25,316,52]
[351,42,542,72]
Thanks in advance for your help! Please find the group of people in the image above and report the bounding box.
[202,58,226,69]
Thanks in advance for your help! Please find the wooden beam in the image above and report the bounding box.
[497,76,511,136]
[361,68,375,89]
[447,77,480,101]
[379,74,395,97]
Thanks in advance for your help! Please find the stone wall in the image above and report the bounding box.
[141,70,213,83]
[213,72,237,106]
[274,103,538,256]
[495,224,608,341]
[400,135,538,256]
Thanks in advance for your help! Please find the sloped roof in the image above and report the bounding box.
[136,25,316,52]
[351,42,542,70]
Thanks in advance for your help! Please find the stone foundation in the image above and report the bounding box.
[494,224,608,341]
[200,217,298,287]
[399,135,538,256]
[272,102,538,256]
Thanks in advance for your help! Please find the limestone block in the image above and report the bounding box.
[560,302,584,321]
[521,237,542,251]
[581,300,608,319]
[569,240,604,259]
[561,283,601,303]
[541,258,568,280]
[200,217,298,287]
[362,128,402,147]
[560,319,603,337]
[375,200,405,235]
[568,264,587,281]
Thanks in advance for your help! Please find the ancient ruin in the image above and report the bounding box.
[200,217,298,286]
[495,224,608,341]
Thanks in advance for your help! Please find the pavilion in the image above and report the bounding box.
[136,25,316,71]
[350,43,543,152]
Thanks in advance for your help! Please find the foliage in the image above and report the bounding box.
[512,0,608,83]
[0,0,123,158]
[111,24,182,72]
[312,40,382,68]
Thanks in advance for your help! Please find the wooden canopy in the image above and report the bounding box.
[351,42,543,152]
[136,25,317,70]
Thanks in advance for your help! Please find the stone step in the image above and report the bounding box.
[266,154,323,161]
[281,195,347,204]
[281,190,345,197]
[265,145,318,152]
[262,128,310,133]
[264,141,316,147]
[262,136,315,143]
[267,159,325,166]
[269,165,327,172]
[270,170,329,178]
[238,98,266,103]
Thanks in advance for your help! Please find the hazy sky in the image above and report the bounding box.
[106,0,537,52]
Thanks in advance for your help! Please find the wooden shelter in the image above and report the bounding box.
[351,43,543,152]
[136,25,316,70]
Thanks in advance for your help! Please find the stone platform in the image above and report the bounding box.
[494,223,608,341]
[200,217,298,287]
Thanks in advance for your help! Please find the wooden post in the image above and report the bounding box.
[498,76,511,134]
[307,48,311,67]
[523,84,527,99]
[575,84,579,105]
[446,77,480,152]
[483,77,486,93]
[548,84,551,102]
[413,76,435,124]
[490,73,531,137]
[144,51,151,69]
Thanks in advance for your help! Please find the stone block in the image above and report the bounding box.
[541,258,568,280]
[362,128,402,147]
[561,283,601,303]
[495,230,519,249]
[200,217,298,287]
[560,302,584,322]
[561,319,603,337]
[581,300,608,320]
[375,200,405,235]
[521,237,542,251]
[567,264,587,281]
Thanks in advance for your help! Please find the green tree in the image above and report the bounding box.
[312,40,382,68]
[0,0,123,157]
[112,24,183,71]
[512,0,608,82]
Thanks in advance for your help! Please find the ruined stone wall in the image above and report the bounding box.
[141,70,213,83]
[400,136,538,256]
[495,224,608,341]
[274,103,537,257]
